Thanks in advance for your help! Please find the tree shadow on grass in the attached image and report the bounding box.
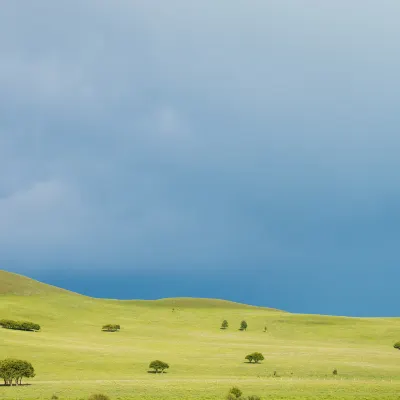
[147,371,169,374]
[0,383,32,387]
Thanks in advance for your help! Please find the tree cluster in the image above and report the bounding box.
[220,320,248,330]
[149,360,169,373]
[0,359,35,386]
[0,319,40,332]
[101,324,120,332]
[245,352,264,363]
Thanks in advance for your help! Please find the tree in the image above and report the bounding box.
[0,359,35,386]
[88,394,110,400]
[221,320,229,329]
[227,386,242,399]
[240,320,248,331]
[149,360,169,373]
[394,342,400,350]
[102,324,120,332]
[245,352,264,363]
[0,319,40,332]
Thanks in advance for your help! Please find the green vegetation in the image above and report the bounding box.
[244,352,264,363]
[88,394,110,400]
[0,358,35,385]
[221,320,229,329]
[101,324,120,332]
[240,320,248,331]
[149,360,169,373]
[0,319,40,331]
[0,270,400,399]
[226,386,242,399]
[394,341,400,350]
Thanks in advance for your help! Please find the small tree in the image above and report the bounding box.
[332,369,338,376]
[221,320,229,329]
[245,352,264,363]
[88,394,110,400]
[102,324,120,332]
[240,320,248,331]
[149,360,169,373]
[394,342,400,350]
[227,386,242,399]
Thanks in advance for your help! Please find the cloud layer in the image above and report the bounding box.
[1,1,400,283]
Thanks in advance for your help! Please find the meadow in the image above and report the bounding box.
[0,270,399,400]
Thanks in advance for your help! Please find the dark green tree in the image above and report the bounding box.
[149,360,169,373]
[227,386,242,399]
[0,359,35,386]
[221,320,229,329]
[245,352,264,363]
[240,320,248,331]
[394,342,400,350]
[101,324,120,332]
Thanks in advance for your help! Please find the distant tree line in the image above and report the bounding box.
[102,324,120,332]
[0,359,35,386]
[0,319,40,332]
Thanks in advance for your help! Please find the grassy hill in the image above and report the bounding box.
[0,270,399,400]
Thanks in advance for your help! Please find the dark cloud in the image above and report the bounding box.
[1,0,400,287]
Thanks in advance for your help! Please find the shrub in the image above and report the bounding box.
[51,395,59,400]
[247,396,261,400]
[0,359,35,386]
[0,319,40,332]
[221,320,229,329]
[240,320,247,331]
[394,341,400,350]
[333,369,338,375]
[101,324,120,332]
[227,387,242,399]
[245,352,264,363]
[88,394,110,400]
[149,360,169,373]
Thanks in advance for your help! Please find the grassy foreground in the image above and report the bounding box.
[0,270,399,400]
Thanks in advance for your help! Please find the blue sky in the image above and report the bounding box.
[1,1,399,316]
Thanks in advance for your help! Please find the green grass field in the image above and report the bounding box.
[0,270,399,400]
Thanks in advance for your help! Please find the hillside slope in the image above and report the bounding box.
[0,269,78,296]
[0,270,399,400]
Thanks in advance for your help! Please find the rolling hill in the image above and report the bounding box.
[0,269,399,400]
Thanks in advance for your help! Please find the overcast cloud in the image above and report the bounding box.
[1,1,400,284]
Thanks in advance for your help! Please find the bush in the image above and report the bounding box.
[101,324,120,332]
[394,341,400,350]
[247,396,261,400]
[51,395,59,400]
[227,387,242,399]
[88,394,110,400]
[0,359,35,386]
[333,369,338,375]
[245,352,264,363]
[240,320,248,331]
[149,360,169,373]
[0,319,40,332]
[221,320,229,329]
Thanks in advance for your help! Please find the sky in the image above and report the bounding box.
[1,1,400,317]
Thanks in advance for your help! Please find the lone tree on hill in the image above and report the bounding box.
[394,342,400,350]
[0,359,35,386]
[101,324,120,332]
[149,360,169,373]
[240,320,248,331]
[245,352,264,363]
[221,320,229,329]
